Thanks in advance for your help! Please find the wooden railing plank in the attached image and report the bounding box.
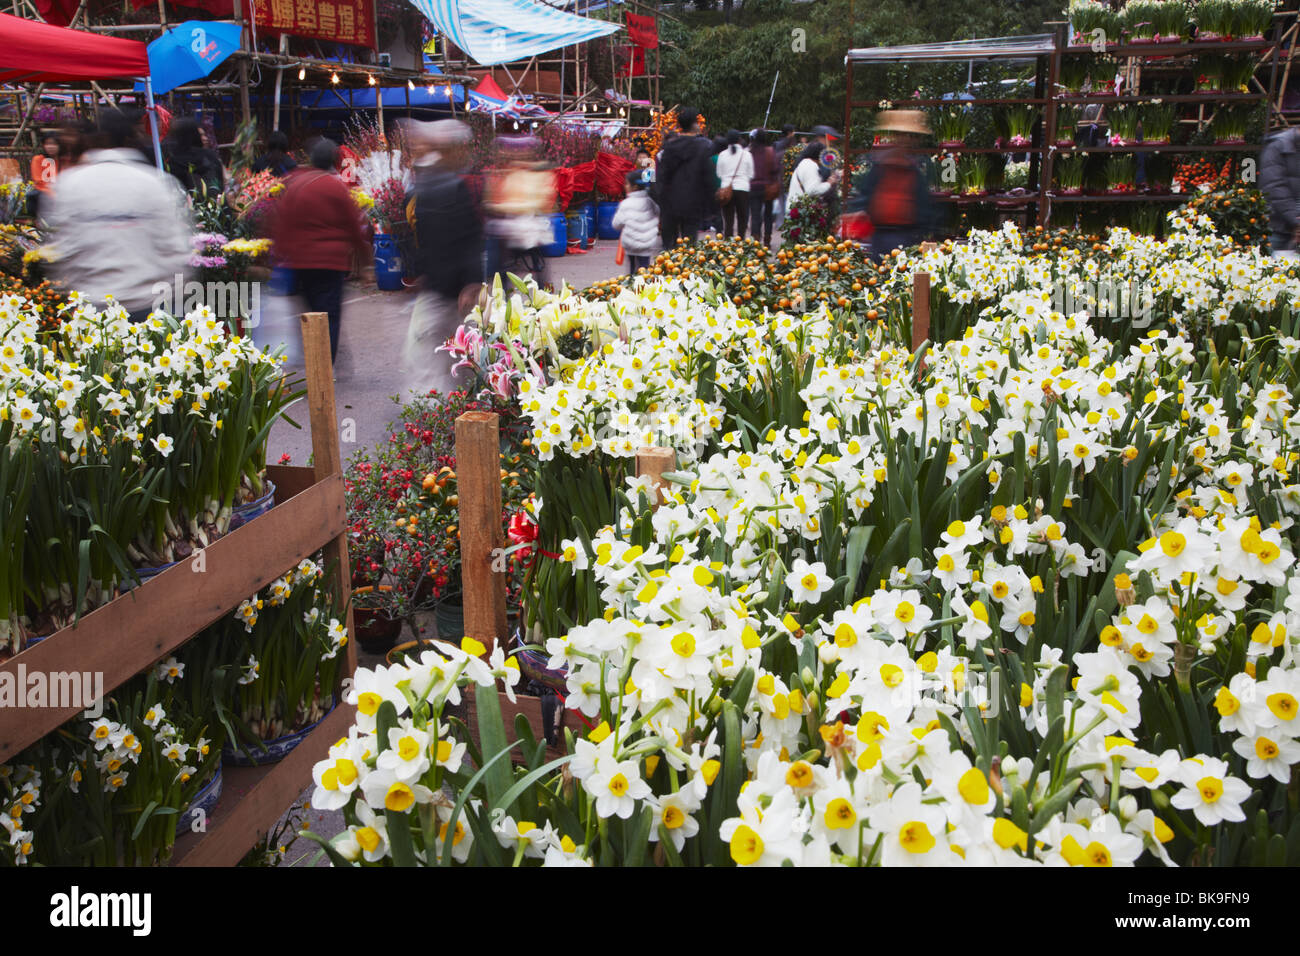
[172,702,356,867]
[0,473,346,764]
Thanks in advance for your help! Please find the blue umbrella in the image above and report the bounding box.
[147,20,242,95]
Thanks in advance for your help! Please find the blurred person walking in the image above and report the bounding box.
[716,129,753,239]
[402,120,483,395]
[612,168,660,274]
[268,138,370,363]
[43,109,192,322]
[850,111,935,261]
[1261,126,1300,259]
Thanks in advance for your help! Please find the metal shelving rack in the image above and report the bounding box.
[843,22,1291,228]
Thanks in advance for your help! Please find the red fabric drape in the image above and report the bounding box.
[595,151,635,199]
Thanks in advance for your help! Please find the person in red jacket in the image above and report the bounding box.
[269,138,370,362]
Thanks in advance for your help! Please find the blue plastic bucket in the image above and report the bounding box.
[566,212,589,250]
[373,235,405,291]
[596,200,620,240]
[542,213,567,257]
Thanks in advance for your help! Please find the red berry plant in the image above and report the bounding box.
[344,388,536,634]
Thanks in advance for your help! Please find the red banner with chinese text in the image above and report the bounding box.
[625,11,657,49]
[256,0,376,49]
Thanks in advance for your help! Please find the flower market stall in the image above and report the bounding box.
[843,10,1288,235]
[0,304,357,867]
[295,204,1300,867]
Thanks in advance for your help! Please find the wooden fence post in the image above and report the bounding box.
[912,271,931,353]
[636,446,676,508]
[455,411,507,656]
[301,312,355,673]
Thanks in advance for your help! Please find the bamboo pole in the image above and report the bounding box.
[455,411,508,656]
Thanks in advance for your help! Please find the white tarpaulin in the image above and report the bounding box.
[410,0,620,66]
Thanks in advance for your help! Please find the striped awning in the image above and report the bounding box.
[408,0,621,66]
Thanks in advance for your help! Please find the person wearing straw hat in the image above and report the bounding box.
[850,110,935,261]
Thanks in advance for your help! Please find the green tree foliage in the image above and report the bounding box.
[657,0,1066,134]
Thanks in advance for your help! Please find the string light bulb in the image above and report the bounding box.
[331,72,340,84]
[408,80,415,90]
[298,65,306,81]
[368,73,376,86]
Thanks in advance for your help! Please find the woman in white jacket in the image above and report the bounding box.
[715,130,754,239]
[611,170,661,274]
[787,141,839,207]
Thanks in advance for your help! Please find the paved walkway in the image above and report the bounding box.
[265,239,623,466]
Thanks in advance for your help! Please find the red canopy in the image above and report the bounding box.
[0,12,150,83]
[473,74,510,101]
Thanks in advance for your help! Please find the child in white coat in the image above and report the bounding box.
[612,169,661,274]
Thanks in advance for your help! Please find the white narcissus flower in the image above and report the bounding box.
[786,558,832,604]
[1170,756,1251,826]
[585,757,652,820]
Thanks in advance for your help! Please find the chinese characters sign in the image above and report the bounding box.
[257,0,376,49]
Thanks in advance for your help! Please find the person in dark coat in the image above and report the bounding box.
[1260,127,1300,256]
[164,117,224,195]
[748,129,777,246]
[402,120,483,394]
[653,108,715,247]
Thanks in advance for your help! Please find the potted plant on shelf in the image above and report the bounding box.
[1140,101,1177,144]
[960,155,991,196]
[1193,0,1233,39]
[1105,154,1138,193]
[1221,55,1256,93]
[1144,152,1175,193]
[1211,105,1248,144]
[1054,154,1088,195]
[1069,0,1119,46]
[1124,0,1161,42]
[1233,0,1276,40]
[1055,104,1083,146]
[1000,105,1038,148]
[1057,58,1091,96]
[1106,105,1141,146]
[1196,56,1225,91]
[932,107,973,148]
[1152,0,1191,41]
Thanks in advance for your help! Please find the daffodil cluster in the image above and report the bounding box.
[0,656,219,867]
[306,637,530,866]
[516,243,1300,865]
[0,291,296,646]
